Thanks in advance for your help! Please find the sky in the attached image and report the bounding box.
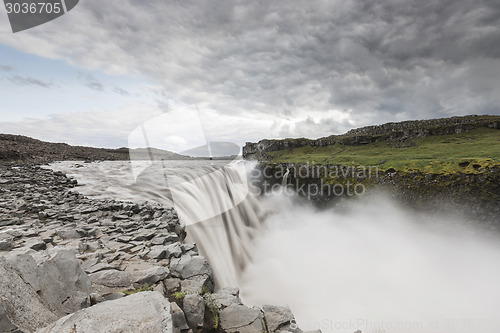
[0,0,499,151]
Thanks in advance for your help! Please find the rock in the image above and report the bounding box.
[102,292,126,301]
[38,250,92,316]
[171,302,190,332]
[0,302,20,333]
[89,293,104,305]
[84,262,114,274]
[57,229,83,240]
[211,289,241,310]
[132,266,170,286]
[0,239,13,251]
[148,246,166,261]
[164,278,181,295]
[36,291,173,333]
[165,242,182,259]
[174,256,212,280]
[5,252,41,291]
[28,239,47,251]
[180,275,213,295]
[0,257,57,332]
[183,294,205,328]
[219,304,265,333]
[262,305,299,332]
[90,269,133,288]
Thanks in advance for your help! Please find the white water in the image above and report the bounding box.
[49,161,500,333]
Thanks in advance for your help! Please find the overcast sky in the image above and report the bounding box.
[0,0,499,151]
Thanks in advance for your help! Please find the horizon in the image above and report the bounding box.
[1,113,498,150]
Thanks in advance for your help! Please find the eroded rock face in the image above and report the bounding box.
[35,292,173,333]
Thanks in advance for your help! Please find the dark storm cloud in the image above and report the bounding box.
[8,75,52,88]
[2,0,499,134]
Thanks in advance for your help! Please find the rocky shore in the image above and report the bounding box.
[0,165,312,333]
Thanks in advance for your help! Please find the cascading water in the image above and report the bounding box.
[162,160,264,287]
[49,160,500,333]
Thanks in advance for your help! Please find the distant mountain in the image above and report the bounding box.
[180,142,240,158]
[128,147,193,161]
[0,134,191,163]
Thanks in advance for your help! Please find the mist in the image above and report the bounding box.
[240,193,500,333]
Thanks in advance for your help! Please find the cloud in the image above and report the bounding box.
[113,86,131,96]
[7,74,52,88]
[0,0,499,141]
[0,103,164,148]
[77,72,104,92]
[0,65,14,72]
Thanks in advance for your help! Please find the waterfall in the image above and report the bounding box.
[161,160,264,287]
[281,167,290,187]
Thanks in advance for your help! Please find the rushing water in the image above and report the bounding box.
[49,160,500,333]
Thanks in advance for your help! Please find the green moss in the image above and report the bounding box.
[203,292,219,329]
[172,291,187,300]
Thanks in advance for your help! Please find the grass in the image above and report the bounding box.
[121,283,154,295]
[265,127,500,173]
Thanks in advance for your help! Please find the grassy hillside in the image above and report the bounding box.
[265,127,500,173]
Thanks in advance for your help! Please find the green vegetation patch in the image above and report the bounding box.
[265,128,500,173]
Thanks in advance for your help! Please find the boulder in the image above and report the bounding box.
[36,291,173,333]
[132,266,170,286]
[38,250,92,316]
[219,304,266,333]
[90,269,133,288]
[0,257,57,332]
[171,302,190,332]
[0,302,20,333]
[171,255,212,280]
[262,305,300,332]
[183,294,205,329]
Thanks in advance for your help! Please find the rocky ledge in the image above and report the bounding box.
[0,165,314,333]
